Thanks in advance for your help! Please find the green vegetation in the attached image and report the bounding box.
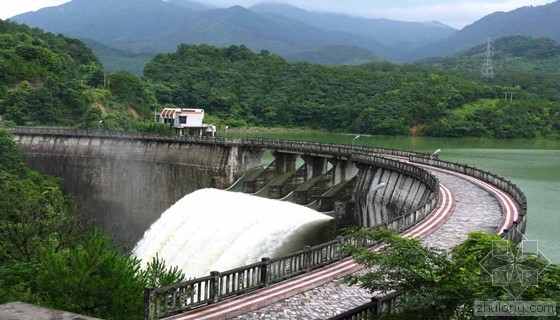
[0,129,185,319]
[416,36,560,78]
[342,227,560,319]
[82,38,154,75]
[143,43,560,138]
[1,18,560,319]
[0,20,171,133]
[1,20,560,139]
[282,45,379,66]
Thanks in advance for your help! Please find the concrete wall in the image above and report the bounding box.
[352,161,435,230]
[13,134,238,247]
[10,129,437,248]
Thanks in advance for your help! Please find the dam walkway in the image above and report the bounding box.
[165,164,519,319]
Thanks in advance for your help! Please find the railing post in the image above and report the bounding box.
[210,271,220,304]
[371,296,381,315]
[336,236,344,259]
[144,287,154,320]
[304,245,312,272]
[260,257,270,287]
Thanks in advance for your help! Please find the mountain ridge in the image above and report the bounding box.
[10,0,560,67]
[414,1,560,59]
[11,0,443,63]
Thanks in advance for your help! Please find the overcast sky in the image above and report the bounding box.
[0,0,554,29]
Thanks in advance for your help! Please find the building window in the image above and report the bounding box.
[179,116,187,124]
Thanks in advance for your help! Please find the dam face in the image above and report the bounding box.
[13,134,237,247]
[10,129,438,250]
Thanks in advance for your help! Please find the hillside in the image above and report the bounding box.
[416,36,560,75]
[142,44,560,139]
[2,19,559,140]
[0,20,170,132]
[12,0,198,52]
[81,39,154,75]
[10,0,560,66]
[415,1,560,59]
[250,2,456,61]
[12,0,447,66]
[12,0,386,65]
[185,6,386,56]
[0,19,103,125]
[282,45,378,65]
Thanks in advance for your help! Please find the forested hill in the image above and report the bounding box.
[0,20,165,132]
[0,19,104,125]
[10,0,387,65]
[414,35,560,102]
[1,18,559,139]
[416,36,560,76]
[143,44,560,139]
[0,20,101,85]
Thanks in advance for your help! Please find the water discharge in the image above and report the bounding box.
[133,188,333,277]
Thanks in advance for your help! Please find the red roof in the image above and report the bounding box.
[158,108,204,118]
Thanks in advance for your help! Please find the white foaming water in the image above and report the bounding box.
[132,188,333,277]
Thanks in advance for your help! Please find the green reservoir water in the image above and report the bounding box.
[230,131,560,262]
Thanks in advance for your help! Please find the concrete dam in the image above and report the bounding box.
[8,128,438,250]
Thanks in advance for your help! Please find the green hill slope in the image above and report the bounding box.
[0,19,103,125]
[142,44,560,139]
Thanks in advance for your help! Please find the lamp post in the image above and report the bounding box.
[429,148,441,167]
[431,148,441,158]
[225,126,229,138]
[98,120,103,130]
[367,182,386,226]
[352,135,360,148]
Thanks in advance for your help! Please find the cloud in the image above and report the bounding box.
[292,0,554,28]
[0,0,70,19]
[1,0,554,29]
[199,0,554,29]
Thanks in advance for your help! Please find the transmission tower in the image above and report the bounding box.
[481,38,494,80]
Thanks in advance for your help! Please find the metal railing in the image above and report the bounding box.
[144,236,379,319]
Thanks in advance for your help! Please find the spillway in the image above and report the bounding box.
[132,188,333,278]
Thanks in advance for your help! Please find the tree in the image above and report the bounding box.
[341,227,560,319]
[36,227,146,319]
[0,129,186,319]
[109,71,147,106]
[0,130,28,177]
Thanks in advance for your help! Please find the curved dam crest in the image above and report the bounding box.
[132,188,333,277]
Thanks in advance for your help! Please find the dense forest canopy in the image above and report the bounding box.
[143,43,560,138]
[1,19,560,139]
[0,20,170,133]
[0,20,103,125]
